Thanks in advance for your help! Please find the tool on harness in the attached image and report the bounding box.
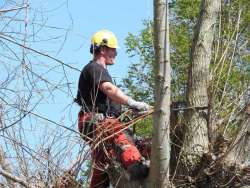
[78,111,104,141]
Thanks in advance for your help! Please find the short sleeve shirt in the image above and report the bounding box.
[75,61,113,113]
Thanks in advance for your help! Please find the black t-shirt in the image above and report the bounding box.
[75,61,121,115]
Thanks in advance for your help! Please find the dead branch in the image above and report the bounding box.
[0,168,35,188]
[0,5,28,13]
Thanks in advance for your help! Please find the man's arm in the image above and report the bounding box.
[99,81,129,104]
[99,81,151,111]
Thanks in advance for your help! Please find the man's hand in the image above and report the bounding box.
[127,98,151,111]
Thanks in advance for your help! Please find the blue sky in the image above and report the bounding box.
[39,0,153,83]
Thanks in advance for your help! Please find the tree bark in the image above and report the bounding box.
[182,0,220,171]
[149,0,171,187]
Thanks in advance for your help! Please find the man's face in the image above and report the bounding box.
[102,46,117,65]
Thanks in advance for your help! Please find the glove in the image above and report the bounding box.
[127,98,151,111]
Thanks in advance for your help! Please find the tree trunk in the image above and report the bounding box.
[149,0,171,187]
[181,0,220,171]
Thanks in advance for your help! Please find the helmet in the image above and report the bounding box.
[90,30,118,54]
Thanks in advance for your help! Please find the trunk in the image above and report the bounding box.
[182,0,220,171]
[149,0,171,187]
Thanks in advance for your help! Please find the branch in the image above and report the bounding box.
[0,147,16,188]
[0,169,35,188]
[0,35,81,72]
[0,5,28,13]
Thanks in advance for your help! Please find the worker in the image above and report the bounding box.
[75,30,150,187]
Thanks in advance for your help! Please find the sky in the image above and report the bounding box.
[39,0,153,83]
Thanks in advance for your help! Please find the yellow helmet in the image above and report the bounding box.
[90,30,119,53]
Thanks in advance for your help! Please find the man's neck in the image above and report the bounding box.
[94,58,107,69]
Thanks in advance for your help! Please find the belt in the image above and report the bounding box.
[82,104,107,114]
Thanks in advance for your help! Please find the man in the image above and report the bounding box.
[75,30,150,188]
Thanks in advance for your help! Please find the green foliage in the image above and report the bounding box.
[170,0,200,101]
[208,0,250,136]
[170,21,191,100]
[123,20,155,104]
[123,1,201,104]
[134,116,153,137]
[212,2,250,92]
[172,0,201,23]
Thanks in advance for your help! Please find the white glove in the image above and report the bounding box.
[127,98,151,111]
